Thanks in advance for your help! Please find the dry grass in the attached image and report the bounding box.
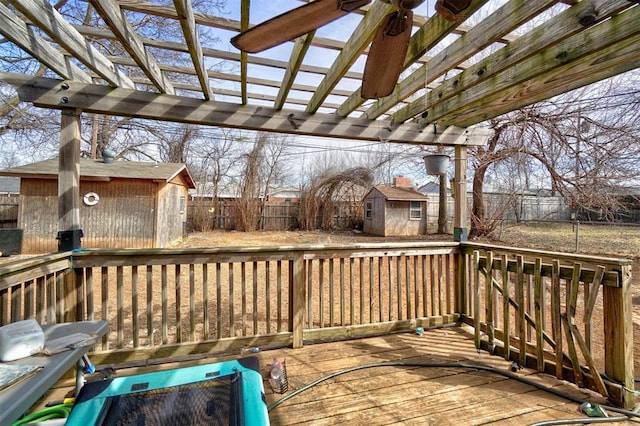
[489,222,640,259]
[167,229,451,248]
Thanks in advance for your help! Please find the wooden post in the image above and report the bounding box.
[60,108,82,323]
[58,108,82,251]
[290,251,306,349]
[603,264,634,408]
[454,248,467,316]
[453,145,468,242]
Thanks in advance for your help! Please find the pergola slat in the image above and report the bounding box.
[6,0,135,88]
[173,0,214,100]
[89,0,175,94]
[305,1,393,114]
[362,0,557,121]
[428,5,640,126]
[395,0,634,124]
[338,0,489,118]
[0,3,92,83]
[274,33,315,111]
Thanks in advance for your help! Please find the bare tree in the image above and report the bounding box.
[189,128,244,231]
[469,76,640,238]
[233,132,290,231]
[298,167,373,231]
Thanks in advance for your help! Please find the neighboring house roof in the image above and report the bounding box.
[604,186,640,197]
[190,182,238,199]
[269,187,300,199]
[190,182,302,200]
[0,176,20,194]
[418,181,565,197]
[365,185,427,202]
[0,158,196,188]
[418,181,451,194]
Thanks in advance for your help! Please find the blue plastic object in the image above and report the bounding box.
[66,357,269,425]
[80,354,95,374]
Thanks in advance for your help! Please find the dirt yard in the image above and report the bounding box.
[167,229,449,248]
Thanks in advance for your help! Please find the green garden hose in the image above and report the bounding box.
[11,403,74,426]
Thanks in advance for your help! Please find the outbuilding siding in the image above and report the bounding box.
[1,158,194,253]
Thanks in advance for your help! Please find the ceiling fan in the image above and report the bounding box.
[231,0,472,99]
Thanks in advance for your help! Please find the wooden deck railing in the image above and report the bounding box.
[459,242,634,408]
[0,241,634,408]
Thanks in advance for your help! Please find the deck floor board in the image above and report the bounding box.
[33,325,636,425]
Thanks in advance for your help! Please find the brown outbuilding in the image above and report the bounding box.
[0,158,195,253]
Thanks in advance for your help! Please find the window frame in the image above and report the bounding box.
[409,201,422,220]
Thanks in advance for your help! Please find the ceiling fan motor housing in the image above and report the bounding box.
[389,0,425,10]
[340,0,373,12]
[435,0,472,21]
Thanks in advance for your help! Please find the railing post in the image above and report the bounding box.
[603,264,634,408]
[290,251,306,349]
[455,248,467,315]
[61,266,84,323]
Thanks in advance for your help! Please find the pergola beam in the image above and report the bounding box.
[428,5,640,127]
[0,73,492,146]
[395,0,634,125]
[361,0,555,121]
[338,0,488,118]
[445,35,640,127]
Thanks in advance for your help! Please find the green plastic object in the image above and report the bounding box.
[580,402,608,417]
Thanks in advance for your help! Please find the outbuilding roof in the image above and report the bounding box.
[0,158,196,188]
[365,185,427,202]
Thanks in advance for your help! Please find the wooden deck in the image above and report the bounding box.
[37,325,637,425]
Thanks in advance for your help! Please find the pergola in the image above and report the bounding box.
[1,0,639,246]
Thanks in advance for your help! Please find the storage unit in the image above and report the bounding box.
[0,158,195,253]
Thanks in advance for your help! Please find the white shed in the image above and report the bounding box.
[362,178,427,237]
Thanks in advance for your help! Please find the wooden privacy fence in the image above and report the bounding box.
[0,194,19,228]
[0,241,634,407]
[459,242,634,408]
[188,200,363,232]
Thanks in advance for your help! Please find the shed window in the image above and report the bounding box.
[180,196,186,214]
[365,201,373,219]
[410,201,421,220]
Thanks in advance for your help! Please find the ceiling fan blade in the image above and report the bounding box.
[231,0,371,53]
[361,10,412,99]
